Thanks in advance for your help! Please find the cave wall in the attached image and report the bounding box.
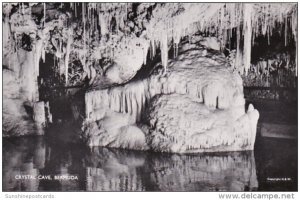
[2,3,297,139]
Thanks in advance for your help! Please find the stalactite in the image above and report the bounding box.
[21,3,25,16]
[143,46,147,65]
[243,4,252,75]
[291,8,298,76]
[82,3,87,74]
[235,26,243,73]
[65,28,73,85]
[75,3,77,17]
[41,41,45,63]
[149,39,154,59]
[284,17,288,46]
[3,16,11,48]
[43,3,46,26]
[3,2,297,85]
[295,36,297,77]
[160,30,168,73]
[99,13,108,36]
[173,28,181,58]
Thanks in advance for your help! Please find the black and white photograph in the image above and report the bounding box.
[1,1,298,195]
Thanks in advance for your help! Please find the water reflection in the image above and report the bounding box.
[3,137,45,191]
[85,148,258,191]
[3,136,262,191]
[145,152,257,191]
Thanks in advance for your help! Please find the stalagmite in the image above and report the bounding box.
[33,102,46,125]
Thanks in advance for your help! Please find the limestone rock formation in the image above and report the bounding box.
[3,69,36,137]
[83,40,260,153]
[83,111,148,150]
[2,3,296,138]
[146,94,258,153]
[3,63,50,136]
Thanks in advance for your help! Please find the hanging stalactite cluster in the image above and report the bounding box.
[2,3,298,89]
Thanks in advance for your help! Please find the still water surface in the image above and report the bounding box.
[2,132,297,192]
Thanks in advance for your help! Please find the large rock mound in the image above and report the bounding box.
[83,40,259,153]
